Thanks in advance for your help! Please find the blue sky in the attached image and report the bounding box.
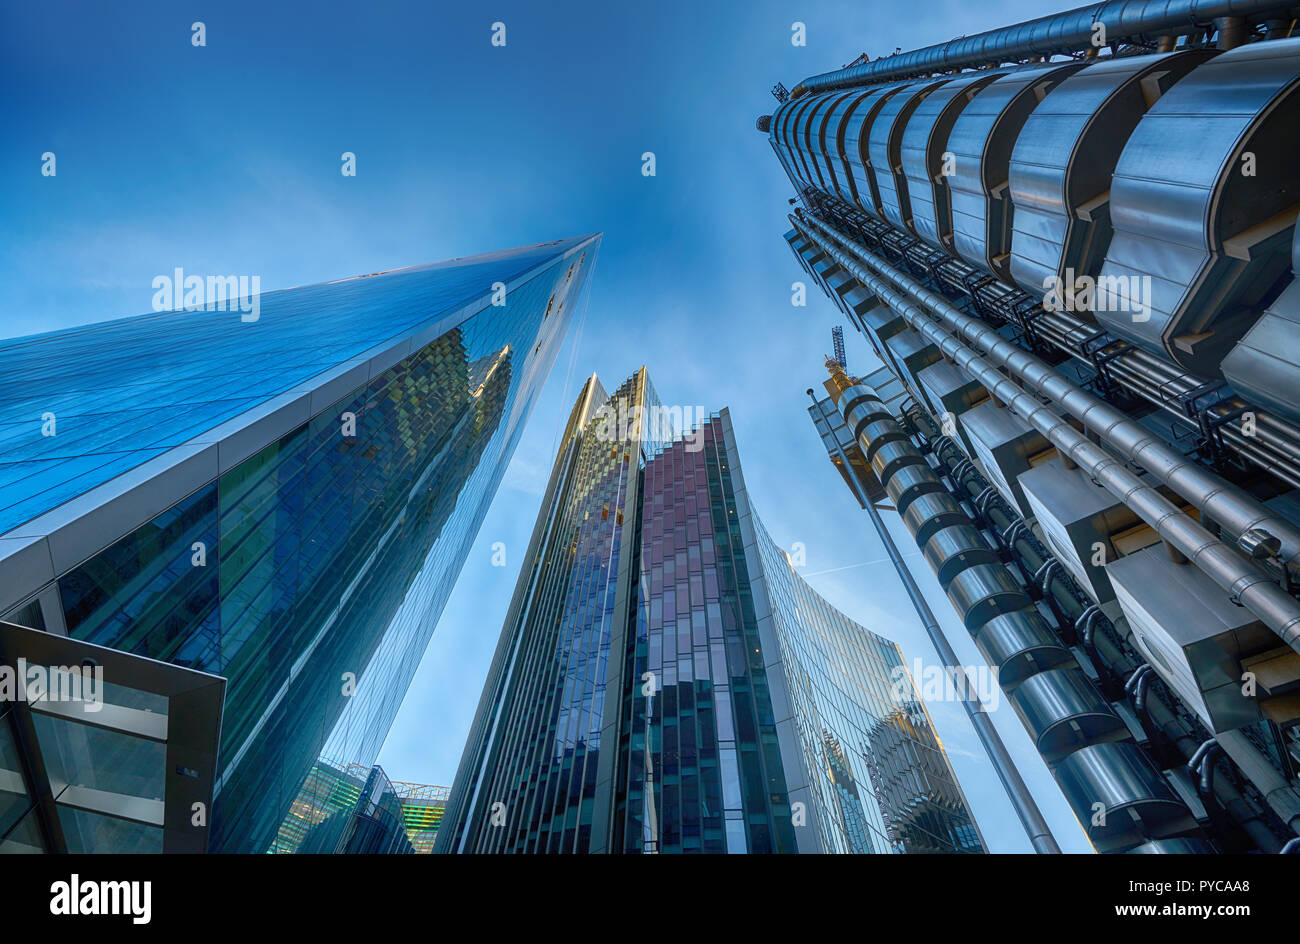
[1,0,1089,852]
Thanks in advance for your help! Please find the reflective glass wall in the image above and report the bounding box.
[446,371,653,853]
[611,415,797,853]
[0,236,600,851]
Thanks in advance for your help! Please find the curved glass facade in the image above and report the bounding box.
[754,515,984,853]
[0,236,600,851]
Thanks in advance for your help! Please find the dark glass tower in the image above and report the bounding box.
[438,369,984,854]
[0,235,600,852]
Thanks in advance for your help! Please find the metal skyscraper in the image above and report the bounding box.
[763,1,1300,853]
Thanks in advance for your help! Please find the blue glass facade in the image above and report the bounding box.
[0,235,601,852]
[0,240,588,535]
[439,371,984,854]
[273,760,413,855]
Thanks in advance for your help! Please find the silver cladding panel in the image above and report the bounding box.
[917,360,986,415]
[1096,37,1300,375]
[1018,460,1139,606]
[1007,50,1216,296]
[882,326,941,378]
[771,96,815,190]
[947,62,1086,279]
[806,89,857,200]
[840,85,907,214]
[962,401,1051,519]
[1055,741,1192,852]
[825,89,878,205]
[899,72,1006,248]
[1222,222,1300,422]
[800,93,839,194]
[868,79,951,231]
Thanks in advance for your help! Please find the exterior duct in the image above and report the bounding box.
[1055,742,1198,852]
[832,378,1198,851]
[914,401,1300,842]
[973,610,1073,688]
[788,195,1300,494]
[884,462,947,510]
[795,210,1300,575]
[922,524,1000,588]
[1218,729,1300,832]
[1008,666,1130,763]
[901,490,970,545]
[945,563,1032,629]
[904,403,1300,847]
[788,0,1297,97]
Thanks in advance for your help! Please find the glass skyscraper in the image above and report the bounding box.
[437,369,984,854]
[0,235,600,853]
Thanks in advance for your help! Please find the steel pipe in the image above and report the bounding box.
[790,0,1292,96]
[797,212,1300,567]
[913,405,1300,842]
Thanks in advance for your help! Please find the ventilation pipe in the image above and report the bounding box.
[1215,16,1249,48]
[905,402,1299,846]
